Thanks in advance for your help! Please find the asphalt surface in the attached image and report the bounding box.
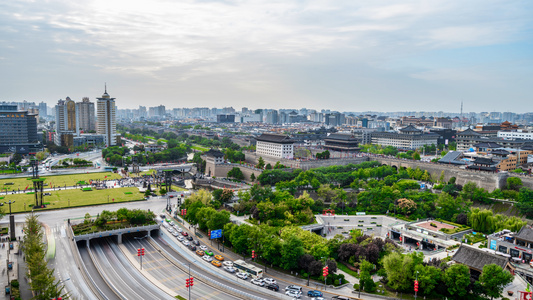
[78,245,121,300]
[90,238,175,299]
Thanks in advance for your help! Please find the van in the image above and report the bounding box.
[285,285,303,292]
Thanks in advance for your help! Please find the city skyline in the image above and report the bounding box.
[1,1,532,112]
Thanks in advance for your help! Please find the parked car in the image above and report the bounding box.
[251,278,265,287]
[211,260,222,267]
[263,278,276,285]
[202,255,213,262]
[236,272,248,280]
[223,266,236,273]
[308,290,323,297]
[285,290,301,298]
[285,285,303,292]
[222,261,233,267]
[214,255,224,261]
[265,283,279,291]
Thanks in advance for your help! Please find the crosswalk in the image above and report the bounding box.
[51,225,67,238]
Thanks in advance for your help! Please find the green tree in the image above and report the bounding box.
[256,157,265,169]
[280,235,305,270]
[506,177,523,191]
[414,264,442,295]
[444,264,470,297]
[250,173,256,182]
[227,167,244,180]
[479,263,513,300]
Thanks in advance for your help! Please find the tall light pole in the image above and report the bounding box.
[3,200,15,215]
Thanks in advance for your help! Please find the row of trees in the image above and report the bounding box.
[22,213,66,299]
[383,251,513,299]
[87,208,156,227]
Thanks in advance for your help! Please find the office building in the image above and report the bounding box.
[371,125,439,150]
[96,87,117,147]
[38,101,47,118]
[256,133,294,159]
[76,97,95,132]
[217,114,235,123]
[0,104,39,154]
[54,97,78,147]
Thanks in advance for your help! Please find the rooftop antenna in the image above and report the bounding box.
[105,82,107,93]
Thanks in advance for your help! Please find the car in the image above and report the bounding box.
[186,236,193,241]
[200,245,207,251]
[182,240,190,246]
[172,232,180,237]
[251,278,265,287]
[285,285,303,292]
[285,290,301,298]
[265,283,279,291]
[308,290,323,297]
[211,260,222,267]
[222,261,233,267]
[177,236,184,241]
[195,250,204,256]
[236,272,248,280]
[331,296,351,300]
[214,255,224,261]
[188,245,197,251]
[263,278,276,285]
[181,231,189,236]
[223,266,236,273]
[202,255,213,262]
[193,240,200,246]
[311,297,325,300]
[204,250,214,256]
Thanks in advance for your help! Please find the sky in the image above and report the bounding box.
[0,0,532,112]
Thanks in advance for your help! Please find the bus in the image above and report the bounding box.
[233,259,263,278]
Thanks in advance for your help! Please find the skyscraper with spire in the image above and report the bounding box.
[96,85,117,147]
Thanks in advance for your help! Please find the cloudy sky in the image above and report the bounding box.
[1,0,532,112]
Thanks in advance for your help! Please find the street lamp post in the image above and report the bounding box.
[3,200,15,215]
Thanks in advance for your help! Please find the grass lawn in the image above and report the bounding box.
[0,172,122,192]
[191,144,209,151]
[5,187,144,214]
[130,170,155,177]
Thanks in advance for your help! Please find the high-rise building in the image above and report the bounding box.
[54,97,78,147]
[96,86,117,147]
[0,104,39,154]
[38,101,47,117]
[76,97,95,132]
[266,110,279,124]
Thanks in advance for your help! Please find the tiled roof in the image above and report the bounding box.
[457,128,481,136]
[474,142,503,148]
[452,245,509,272]
[203,148,224,158]
[438,151,466,165]
[514,226,533,243]
[399,125,422,133]
[256,133,294,144]
[324,133,358,141]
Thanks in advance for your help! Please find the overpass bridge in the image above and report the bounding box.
[74,224,160,247]
[150,163,195,173]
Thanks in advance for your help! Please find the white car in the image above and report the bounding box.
[182,240,190,246]
[202,255,213,262]
[251,278,265,287]
[236,272,248,280]
[172,231,180,237]
[263,278,276,285]
[285,290,301,298]
[222,261,233,267]
[223,266,236,273]
[176,227,182,232]
[177,236,184,241]
[200,245,208,251]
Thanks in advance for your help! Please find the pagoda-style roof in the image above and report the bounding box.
[256,133,293,144]
[514,225,533,243]
[399,125,422,133]
[474,142,503,149]
[452,245,509,272]
[324,133,358,141]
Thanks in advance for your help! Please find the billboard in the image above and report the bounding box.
[210,229,222,239]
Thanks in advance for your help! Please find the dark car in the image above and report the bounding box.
[308,290,323,297]
[182,231,189,236]
[188,245,197,251]
[186,236,193,241]
[266,284,279,291]
[193,240,200,246]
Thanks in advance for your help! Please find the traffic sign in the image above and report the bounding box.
[210,229,222,239]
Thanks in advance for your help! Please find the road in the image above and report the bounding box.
[122,236,240,299]
[91,238,175,299]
